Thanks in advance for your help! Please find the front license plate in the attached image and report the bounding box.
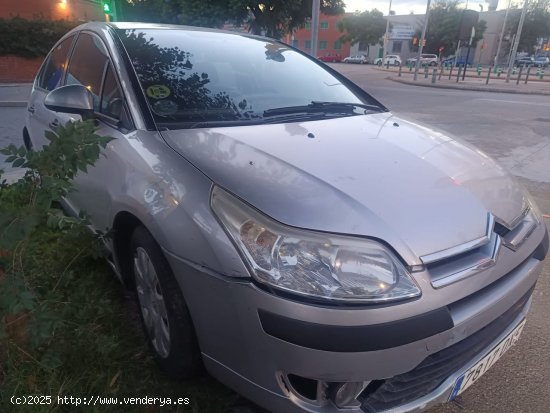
[449,318,526,400]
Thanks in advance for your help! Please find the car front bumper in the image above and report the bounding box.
[165,229,547,413]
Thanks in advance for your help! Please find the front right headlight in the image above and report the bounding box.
[211,186,421,304]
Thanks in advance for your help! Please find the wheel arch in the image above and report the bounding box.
[111,210,149,287]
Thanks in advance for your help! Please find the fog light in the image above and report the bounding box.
[331,381,370,409]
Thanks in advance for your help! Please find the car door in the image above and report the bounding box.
[27,34,76,148]
[61,31,134,231]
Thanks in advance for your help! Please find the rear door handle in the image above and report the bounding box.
[49,119,59,129]
[27,105,35,114]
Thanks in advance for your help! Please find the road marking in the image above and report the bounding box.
[476,98,550,107]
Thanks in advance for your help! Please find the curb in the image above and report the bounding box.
[387,76,550,96]
[0,83,33,86]
[0,101,27,107]
[375,67,550,83]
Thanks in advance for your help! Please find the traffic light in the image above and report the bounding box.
[102,0,111,14]
[422,39,426,47]
[412,37,418,45]
[438,46,444,53]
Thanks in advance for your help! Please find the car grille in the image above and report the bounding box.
[360,286,534,413]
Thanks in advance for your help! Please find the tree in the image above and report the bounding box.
[408,0,487,56]
[336,9,387,51]
[119,0,345,38]
[505,0,550,53]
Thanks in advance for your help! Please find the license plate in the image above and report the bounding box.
[449,318,526,400]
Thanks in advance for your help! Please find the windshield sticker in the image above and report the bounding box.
[146,85,171,99]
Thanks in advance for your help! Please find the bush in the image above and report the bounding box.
[0,17,80,58]
[0,121,237,412]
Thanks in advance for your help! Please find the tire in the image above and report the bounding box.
[377,61,382,66]
[394,61,400,66]
[430,61,437,66]
[130,226,202,379]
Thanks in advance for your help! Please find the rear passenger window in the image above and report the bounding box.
[100,64,123,120]
[38,35,74,91]
[65,33,109,111]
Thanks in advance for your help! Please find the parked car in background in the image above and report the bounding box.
[534,56,549,67]
[343,54,368,64]
[408,54,439,66]
[25,22,548,413]
[441,55,473,67]
[421,54,439,66]
[515,56,534,67]
[318,52,342,63]
[374,54,401,66]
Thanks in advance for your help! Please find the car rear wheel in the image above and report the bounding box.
[130,226,202,379]
[377,61,382,66]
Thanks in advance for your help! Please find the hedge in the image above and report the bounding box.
[0,17,81,58]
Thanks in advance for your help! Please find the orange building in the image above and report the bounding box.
[1,0,104,21]
[290,13,350,60]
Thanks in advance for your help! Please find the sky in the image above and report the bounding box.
[344,0,512,15]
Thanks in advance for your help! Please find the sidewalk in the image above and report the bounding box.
[0,83,32,106]
[378,67,550,95]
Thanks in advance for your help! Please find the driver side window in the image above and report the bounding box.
[65,33,109,112]
[38,35,75,91]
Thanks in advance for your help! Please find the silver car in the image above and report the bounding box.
[343,55,368,64]
[25,22,548,413]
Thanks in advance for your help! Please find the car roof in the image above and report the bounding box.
[71,21,272,42]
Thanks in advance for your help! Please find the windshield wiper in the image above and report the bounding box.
[263,101,384,117]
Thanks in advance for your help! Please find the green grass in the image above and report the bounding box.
[0,227,238,413]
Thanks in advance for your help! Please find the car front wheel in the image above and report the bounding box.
[130,226,202,379]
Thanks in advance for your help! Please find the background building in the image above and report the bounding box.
[1,0,104,21]
[291,13,351,59]
[350,11,515,65]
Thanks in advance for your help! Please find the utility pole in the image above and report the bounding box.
[414,0,432,81]
[506,0,529,83]
[462,26,475,80]
[494,0,512,67]
[311,0,320,58]
[383,0,393,57]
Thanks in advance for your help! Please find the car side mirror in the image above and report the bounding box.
[44,84,94,119]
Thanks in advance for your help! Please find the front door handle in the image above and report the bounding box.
[49,119,59,129]
[27,105,35,114]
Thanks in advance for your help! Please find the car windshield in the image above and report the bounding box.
[117,28,383,128]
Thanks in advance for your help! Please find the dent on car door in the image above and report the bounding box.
[28,35,75,148]
[61,32,132,231]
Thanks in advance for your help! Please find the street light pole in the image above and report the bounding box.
[494,0,512,67]
[311,0,320,58]
[383,0,393,57]
[506,0,529,83]
[414,0,432,81]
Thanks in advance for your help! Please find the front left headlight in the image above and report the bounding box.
[211,186,421,304]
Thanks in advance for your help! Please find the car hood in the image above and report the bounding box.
[161,113,527,265]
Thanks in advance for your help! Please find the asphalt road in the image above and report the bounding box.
[0,72,549,412]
